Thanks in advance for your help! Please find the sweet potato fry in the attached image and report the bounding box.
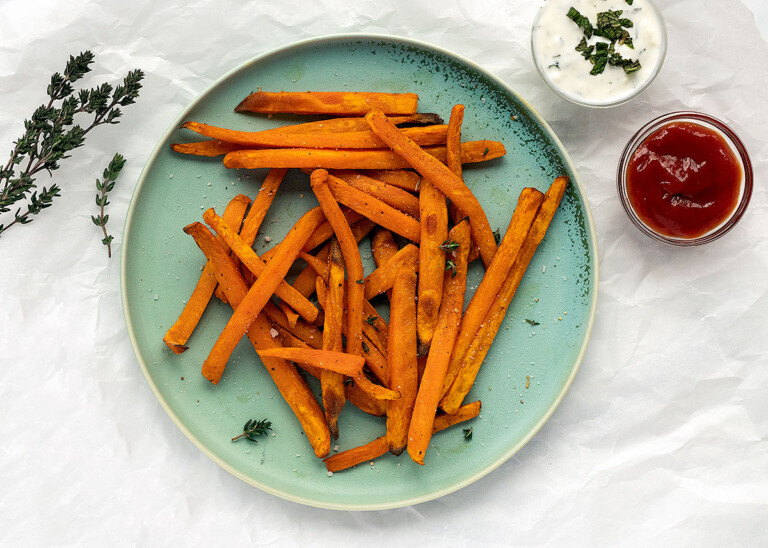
[407,219,471,465]
[314,277,386,355]
[183,222,330,458]
[222,140,506,171]
[416,179,448,346]
[238,113,443,135]
[170,140,243,157]
[257,347,397,400]
[362,302,388,353]
[362,169,421,192]
[239,168,286,246]
[440,187,544,397]
[263,301,323,349]
[310,170,365,358]
[359,333,390,386]
[445,105,465,185]
[183,121,447,150]
[371,228,399,301]
[365,109,497,267]
[386,265,418,455]
[324,400,481,473]
[258,209,364,266]
[432,401,481,432]
[323,436,389,473]
[440,177,569,414]
[320,239,346,438]
[330,170,420,219]
[371,229,399,268]
[446,104,465,222]
[202,207,326,384]
[266,298,387,384]
[363,244,419,300]
[257,347,365,377]
[235,91,419,116]
[228,168,285,299]
[203,208,320,324]
[274,325,385,417]
[346,384,387,416]
[281,217,375,323]
[163,194,251,353]
[352,374,400,401]
[444,104,480,262]
[325,173,421,243]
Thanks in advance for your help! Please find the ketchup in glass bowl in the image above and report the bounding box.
[617,112,753,246]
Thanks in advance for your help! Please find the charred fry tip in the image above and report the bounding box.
[164,341,189,354]
[182,221,204,235]
[416,341,430,357]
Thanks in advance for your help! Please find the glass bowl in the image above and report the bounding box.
[617,111,753,246]
[531,0,667,108]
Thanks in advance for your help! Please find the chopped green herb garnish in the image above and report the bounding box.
[361,341,370,353]
[625,0,633,5]
[445,260,457,277]
[483,147,489,156]
[463,427,473,440]
[567,6,641,75]
[525,319,540,326]
[493,228,501,245]
[567,7,593,38]
[590,41,612,75]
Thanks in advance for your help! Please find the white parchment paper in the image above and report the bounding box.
[1,0,767,545]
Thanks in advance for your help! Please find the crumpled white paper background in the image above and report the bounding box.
[1,0,767,545]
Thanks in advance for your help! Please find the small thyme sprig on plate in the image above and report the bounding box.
[0,51,143,237]
[232,418,272,442]
[92,153,126,258]
[463,427,473,441]
[445,259,457,277]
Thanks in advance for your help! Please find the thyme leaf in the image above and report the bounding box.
[92,153,125,258]
[440,239,460,252]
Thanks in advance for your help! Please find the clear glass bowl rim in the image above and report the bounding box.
[616,111,754,246]
[530,0,668,108]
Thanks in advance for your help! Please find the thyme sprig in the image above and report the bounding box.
[0,51,144,237]
[365,315,380,331]
[92,153,126,258]
[232,418,272,442]
[440,239,460,252]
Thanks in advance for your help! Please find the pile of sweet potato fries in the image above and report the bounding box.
[162,91,568,472]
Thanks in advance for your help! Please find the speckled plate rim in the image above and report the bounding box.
[120,33,599,511]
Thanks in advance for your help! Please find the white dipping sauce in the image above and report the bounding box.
[532,0,665,106]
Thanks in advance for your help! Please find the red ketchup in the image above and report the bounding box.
[626,121,742,239]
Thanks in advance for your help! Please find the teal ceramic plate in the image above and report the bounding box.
[121,35,597,510]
